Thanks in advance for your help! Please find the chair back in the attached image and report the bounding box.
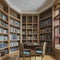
[42,42,46,55]
[18,43,24,52]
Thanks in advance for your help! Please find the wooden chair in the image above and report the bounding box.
[18,43,31,60]
[35,42,46,60]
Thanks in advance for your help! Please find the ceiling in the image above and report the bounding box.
[5,0,55,14]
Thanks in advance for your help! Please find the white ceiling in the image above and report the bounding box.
[5,0,55,14]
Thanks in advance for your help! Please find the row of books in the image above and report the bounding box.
[46,41,52,46]
[0,49,9,57]
[27,19,32,23]
[33,16,37,22]
[54,19,60,27]
[22,31,26,35]
[27,36,32,40]
[33,24,37,28]
[27,36,37,40]
[40,18,52,28]
[10,34,20,40]
[0,27,8,34]
[46,47,52,52]
[40,34,52,40]
[0,43,7,48]
[27,16,32,21]
[10,26,20,33]
[46,34,52,40]
[22,16,37,23]
[40,35,46,40]
[0,20,8,27]
[27,31,32,35]
[10,12,20,19]
[22,16,26,22]
[22,30,37,35]
[55,27,60,36]
[10,47,18,52]
[40,27,52,33]
[10,18,20,27]
[27,40,32,43]
[32,36,37,39]
[0,12,7,21]
[22,36,26,40]
[22,25,26,29]
[27,25,32,28]
[22,24,37,29]
[10,42,18,47]
[33,30,37,35]
[0,35,8,40]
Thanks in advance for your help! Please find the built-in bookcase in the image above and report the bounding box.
[39,8,52,53]
[0,0,21,59]
[22,15,39,43]
[9,9,21,53]
[0,0,9,59]
[53,3,60,50]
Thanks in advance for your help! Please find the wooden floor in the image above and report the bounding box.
[19,55,56,60]
[1,51,56,60]
[2,54,56,60]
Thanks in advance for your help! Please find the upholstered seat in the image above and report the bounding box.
[23,51,30,55]
[35,50,43,54]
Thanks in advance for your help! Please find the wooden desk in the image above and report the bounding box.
[24,43,41,50]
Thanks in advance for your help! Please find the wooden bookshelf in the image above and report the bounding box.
[39,8,52,53]
[53,3,60,50]
[22,15,39,43]
[0,0,21,59]
[9,8,21,54]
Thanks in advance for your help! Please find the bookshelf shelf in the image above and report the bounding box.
[0,18,8,23]
[10,40,20,42]
[0,33,8,35]
[0,47,8,50]
[10,24,20,29]
[0,8,8,16]
[40,32,52,34]
[10,32,20,34]
[10,15,20,22]
[40,24,52,29]
[0,40,8,42]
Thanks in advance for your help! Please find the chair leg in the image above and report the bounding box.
[35,55,36,60]
[30,53,31,60]
[30,55,31,60]
[23,55,25,60]
[41,55,44,60]
[19,54,21,60]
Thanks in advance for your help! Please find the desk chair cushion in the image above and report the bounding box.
[35,50,43,54]
[20,51,30,55]
[24,51,30,55]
